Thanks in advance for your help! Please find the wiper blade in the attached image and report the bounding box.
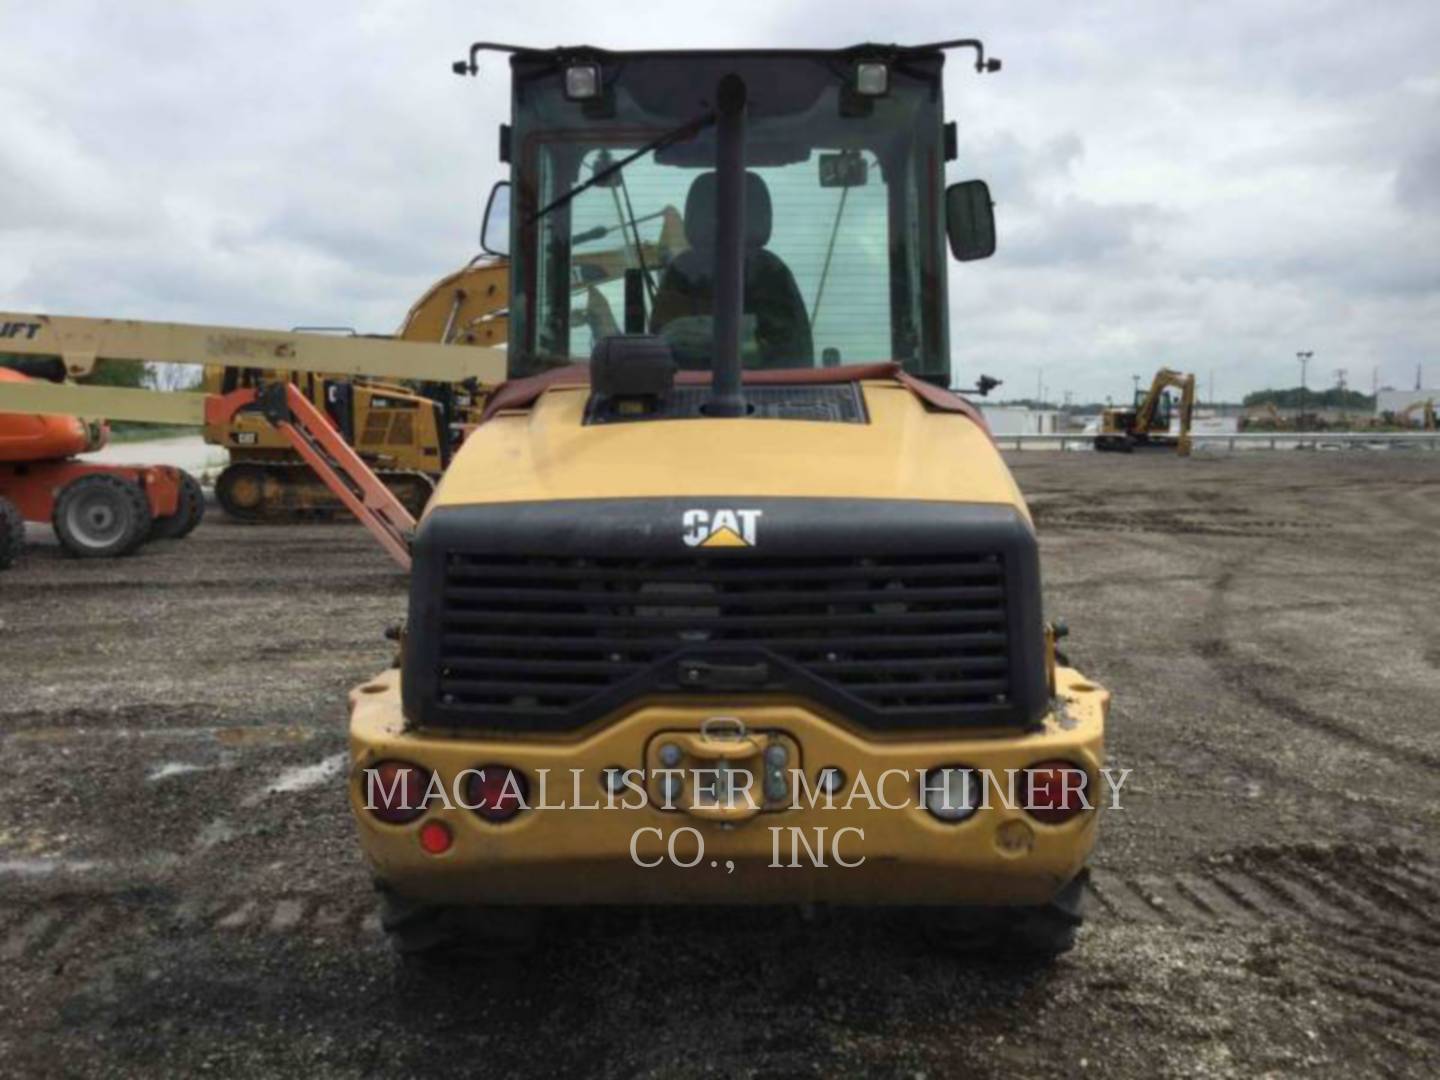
[528,110,715,224]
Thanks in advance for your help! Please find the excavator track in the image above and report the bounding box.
[214,462,434,524]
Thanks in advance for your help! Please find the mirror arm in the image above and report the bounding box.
[452,42,529,76]
[961,375,1002,398]
[902,38,1002,74]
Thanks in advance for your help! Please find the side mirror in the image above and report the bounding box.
[480,181,511,258]
[945,179,995,261]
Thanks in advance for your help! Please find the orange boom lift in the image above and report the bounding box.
[0,366,197,560]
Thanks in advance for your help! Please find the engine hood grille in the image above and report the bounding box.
[403,498,1047,733]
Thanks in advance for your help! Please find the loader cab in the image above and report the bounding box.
[473,44,997,387]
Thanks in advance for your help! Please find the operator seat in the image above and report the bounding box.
[649,171,814,368]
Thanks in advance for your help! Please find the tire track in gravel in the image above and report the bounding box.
[1197,568,1440,773]
[3,846,1434,962]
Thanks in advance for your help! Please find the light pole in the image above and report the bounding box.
[1296,350,1313,422]
[1131,374,1141,402]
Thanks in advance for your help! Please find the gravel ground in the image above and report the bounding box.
[1,450,1437,1078]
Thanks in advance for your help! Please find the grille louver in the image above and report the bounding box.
[435,552,1012,726]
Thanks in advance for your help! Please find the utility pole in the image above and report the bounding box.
[1131,373,1140,401]
[1296,350,1313,420]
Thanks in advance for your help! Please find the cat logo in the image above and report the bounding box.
[681,508,762,548]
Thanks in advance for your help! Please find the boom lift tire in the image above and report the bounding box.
[52,474,152,558]
[378,888,539,961]
[0,496,23,569]
[150,471,205,539]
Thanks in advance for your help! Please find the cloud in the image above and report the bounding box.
[1395,139,1440,214]
[0,0,1437,400]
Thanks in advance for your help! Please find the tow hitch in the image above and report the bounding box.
[646,717,800,824]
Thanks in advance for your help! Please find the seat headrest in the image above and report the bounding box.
[683,171,773,254]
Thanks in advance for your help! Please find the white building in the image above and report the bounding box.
[979,407,1061,435]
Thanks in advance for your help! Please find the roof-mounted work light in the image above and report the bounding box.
[564,62,602,100]
[854,61,889,96]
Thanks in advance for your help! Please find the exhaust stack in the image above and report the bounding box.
[703,73,748,418]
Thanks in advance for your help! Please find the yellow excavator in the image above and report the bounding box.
[1096,367,1196,455]
[1393,398,1437,431]
[204,231,682,520]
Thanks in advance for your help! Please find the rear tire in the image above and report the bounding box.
[378,887,539,963]
[52,474,152,558]
[920,871,1087,960]
[0,496,23,570]
[150,471,205,540]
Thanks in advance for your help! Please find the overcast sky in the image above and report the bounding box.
[3,1,1437,402]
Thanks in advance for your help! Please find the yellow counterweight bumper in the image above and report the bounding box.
[347,668,1109,906]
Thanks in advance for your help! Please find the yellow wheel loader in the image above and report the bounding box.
[348,38,1110,960]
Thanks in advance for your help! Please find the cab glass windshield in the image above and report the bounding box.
[506,51,950,383]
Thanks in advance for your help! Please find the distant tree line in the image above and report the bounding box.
[2,354,147,387]
[1,355,198,390]
[1241,387,1374,410]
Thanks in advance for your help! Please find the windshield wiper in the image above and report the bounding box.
[527,110,715,224]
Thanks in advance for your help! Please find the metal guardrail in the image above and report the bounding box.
[994,432,1440,452]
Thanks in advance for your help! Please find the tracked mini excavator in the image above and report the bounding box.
[1096,367,1196,455]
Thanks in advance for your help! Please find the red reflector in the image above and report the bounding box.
[466,764,529,823]
[1023,761,1090,824]
[419,820,452,855]
[363,760,431,824]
